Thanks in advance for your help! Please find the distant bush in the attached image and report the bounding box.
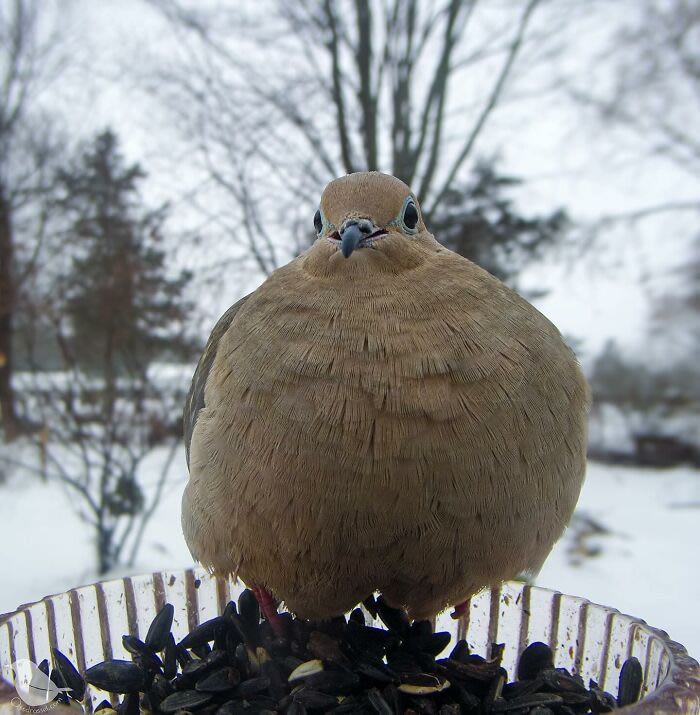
[588,340,700,467]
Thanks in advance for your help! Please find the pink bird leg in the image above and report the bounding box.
[252,585,287,638]
[451,600,469,619]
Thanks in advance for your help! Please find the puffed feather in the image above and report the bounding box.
[182,171,590,620]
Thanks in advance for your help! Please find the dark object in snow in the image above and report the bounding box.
[45,593,644,713]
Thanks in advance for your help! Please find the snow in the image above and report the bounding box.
[1,451,698,663]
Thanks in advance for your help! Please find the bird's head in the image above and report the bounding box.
[308,172,438,274]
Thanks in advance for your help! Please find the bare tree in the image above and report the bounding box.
[569,0,700,223]
[569,1,700,383]
[9,130,196,574]
[144,0,574,278]
[0,0,72,439]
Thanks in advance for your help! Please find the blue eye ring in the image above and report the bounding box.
[402,198,419,231]
[388,195,420,234]
[314,207,335,237]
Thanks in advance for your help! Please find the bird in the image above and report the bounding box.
[182,171,589,629]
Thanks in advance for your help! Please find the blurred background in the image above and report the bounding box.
[1,0,698,657]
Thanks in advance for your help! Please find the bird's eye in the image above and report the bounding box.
[314,209,323,235]
[402,200,419,231]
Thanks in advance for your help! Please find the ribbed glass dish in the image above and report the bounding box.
[1,568,698,713]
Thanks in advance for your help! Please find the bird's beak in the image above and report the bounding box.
[340,223,365,259]
[339,218,384,258]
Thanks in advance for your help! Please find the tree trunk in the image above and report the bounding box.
[0,185,18,440]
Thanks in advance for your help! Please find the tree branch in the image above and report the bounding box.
[127,440,179,567]
[324,0,356,173]
[427,0,541,218]
[354,0,378,169]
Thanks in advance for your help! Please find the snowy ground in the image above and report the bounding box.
[0,452,698,662]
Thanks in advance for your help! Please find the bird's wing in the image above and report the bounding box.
[183,294,251,468]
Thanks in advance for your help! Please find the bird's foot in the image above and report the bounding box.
[252,586,286,638]
[450,600,469,619]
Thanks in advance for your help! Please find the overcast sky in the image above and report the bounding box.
[50,0,700,364]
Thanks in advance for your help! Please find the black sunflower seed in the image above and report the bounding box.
[449,639,470,663]
[147,672,173,709]
[163,632,177,679]
[120,690,139,715]
[236,675,270,698]
[502,677,544,699]
[450,680,483,712]
[51,647,86,701]
[305,669,361,694]
[122,635,162,669]
[195,665,241,692]
[375,595,410,638]
[406,631,452,656]
[349,608,365,626]
[411,620,434,637]
[283,655,304,674]
[175,641,192,668]
[192,642,212,658]
[233,642,251,679]
[260,658,287,700]
[617,656,643,706]
[49,665,65,689]
[182,656,209,677]
[362,594,378,619]
[492,692,565,711]
[292,687,339,709]
[483,666,507,709]
[158,688,213,712]
[366,686,393,714]
[382,682,401,711]
[517,642,554,681]
[223,628,241,665]
[246,694,277,709]
[84,660,145,693]
[541,668,589,695]
[203,648,229,670]
[405,694,440,713]
[171,672,195,690]
[145,603,174,652]
[179,616,229,649]
[229,612,258,646]
[237,588,260,629]
[356,659,397,684]
[215,700,249,715]
[387,650,422,673]
[589,679,618,712]
[437,654,502,682]
[332,696,365,713]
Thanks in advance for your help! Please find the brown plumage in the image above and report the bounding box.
[182,171,589,621]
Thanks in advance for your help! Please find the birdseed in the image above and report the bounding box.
[45,590,643,714]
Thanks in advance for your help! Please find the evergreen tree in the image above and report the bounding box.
[431,160,569,290]
[56,129,195,377]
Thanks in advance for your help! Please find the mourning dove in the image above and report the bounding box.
[182,171,589,625]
